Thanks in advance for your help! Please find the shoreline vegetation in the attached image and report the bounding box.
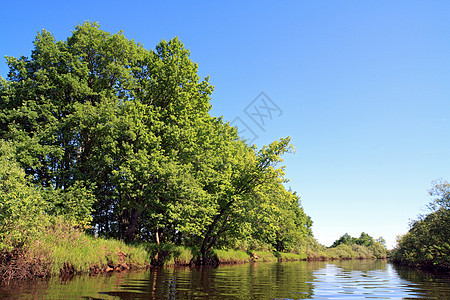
[0,224,388,283]
[390,180,450,273]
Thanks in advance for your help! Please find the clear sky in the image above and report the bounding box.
[1,1,449,248]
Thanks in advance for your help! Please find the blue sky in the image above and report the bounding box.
[1,1,449,248]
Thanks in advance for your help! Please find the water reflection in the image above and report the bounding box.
[393,265,450,300]
[0,260,449,299]
[309,260,426,299]
[102,263,316,299]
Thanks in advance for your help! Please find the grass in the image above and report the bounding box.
[248,250,277,262]
[27,221,150,275]
[3,219,386,283]
[276,252,307,261]
[26,226,384,274]
[212,249,249,263]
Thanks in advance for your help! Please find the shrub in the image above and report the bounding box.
[0,141,48,250]
[392,180,450,270]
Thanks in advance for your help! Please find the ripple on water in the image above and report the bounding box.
[308,263,432,299]
[1,261,449,299]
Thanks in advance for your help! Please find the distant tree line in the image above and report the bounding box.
[0,22,312,261]
[322,232,387,259]
[331,232,385,248]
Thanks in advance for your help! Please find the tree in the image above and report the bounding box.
[331,233,356,247]
[0,22,214,242]
[1,22,313,257]
[355,232,376,247]
[331,232,377,248]
[428,179,450,211]
[392,180,450,270]
[197,137,296,260]
[375,237,386,247]
[246,185,312,252]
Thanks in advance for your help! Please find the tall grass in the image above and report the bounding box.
[275,252,307,261]
[27,221,149,275]
[212,249,249,263]
[249,250,277,262]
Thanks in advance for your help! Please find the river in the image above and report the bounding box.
[1,260,449,299]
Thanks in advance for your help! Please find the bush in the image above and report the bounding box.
[392,180,450,270]
[351,244,374,259]
[392,208,450,270]
[368,243,387,259]
[0,141,48,250]
[0,140,96,250]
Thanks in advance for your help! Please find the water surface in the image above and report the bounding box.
[1,260,449,299]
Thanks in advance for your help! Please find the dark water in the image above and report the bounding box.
[1,260,449,299]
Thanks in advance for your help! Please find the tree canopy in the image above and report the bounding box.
[0,22,312,259]
[331,232,379,248]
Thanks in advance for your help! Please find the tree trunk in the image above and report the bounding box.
[200,210,232,264]
[125,208,140,242]
[155,228,164,245]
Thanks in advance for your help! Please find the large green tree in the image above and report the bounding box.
[1,22,312,257]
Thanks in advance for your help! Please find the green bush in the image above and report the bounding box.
[351,244,374,259]
[392,208,450,270]
[392,180,450,270]
[0,141,48,250]
[368,242,387,259]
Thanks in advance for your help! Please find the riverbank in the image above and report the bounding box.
[0,223,150,283]
[0,225,389,284]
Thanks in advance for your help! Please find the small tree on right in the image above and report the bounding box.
[392,180,450,271]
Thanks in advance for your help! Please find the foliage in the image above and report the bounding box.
[0,140,48,250]
[326,232,386,260]
[331,233,356,247]
[246,185,313,252]
[368,242,388,259]
[0,140,95,250]
[44,182,95,228]
[428,179,450,211]
[0,21,313,263]
[392,180,450,270]
[331,232,382,248]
